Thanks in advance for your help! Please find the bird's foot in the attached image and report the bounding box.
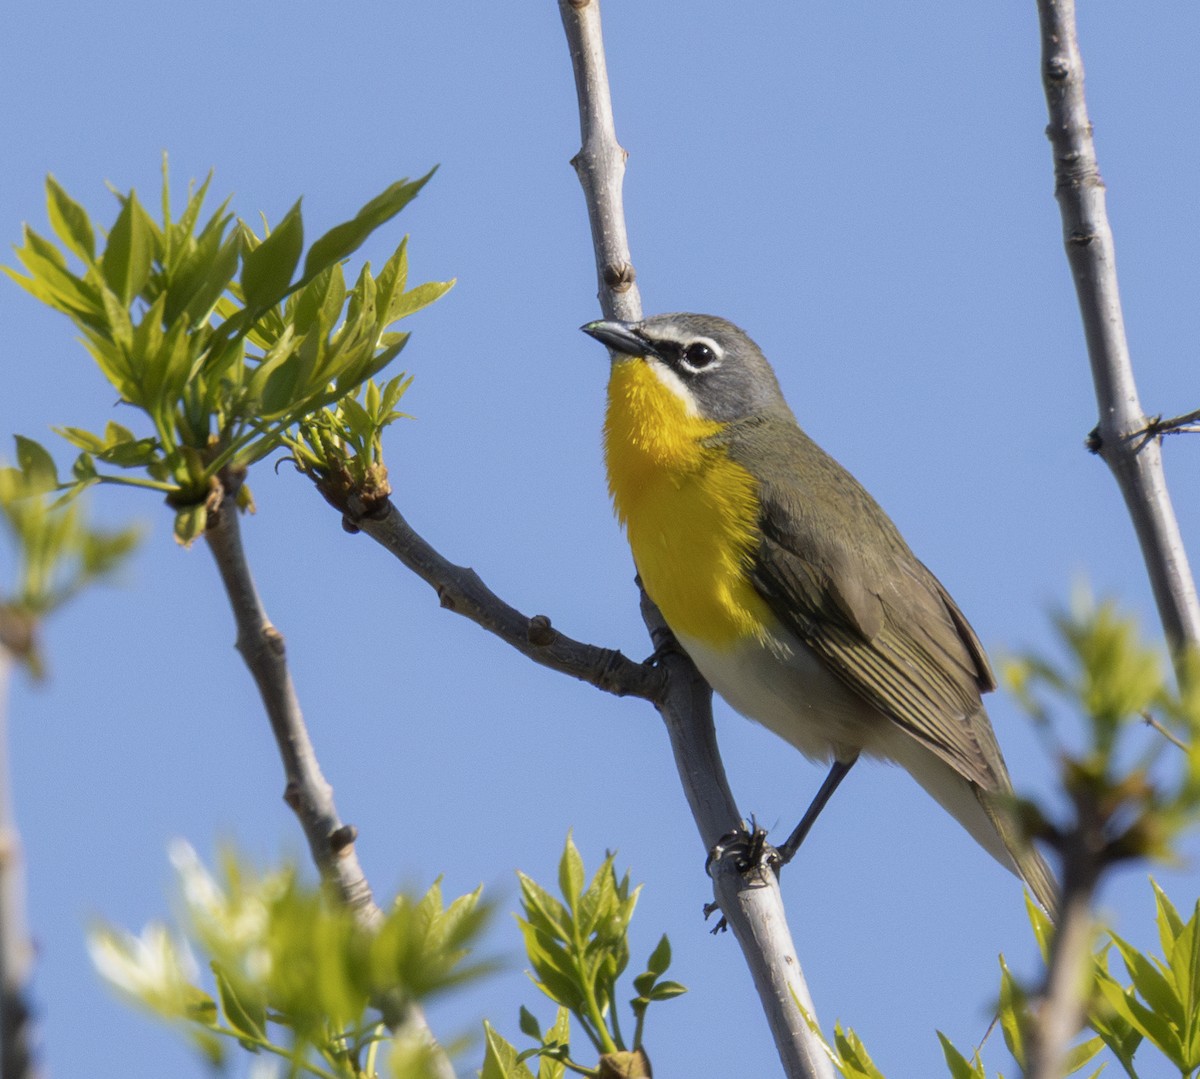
[643,633,687,668]
[703,820,783,933]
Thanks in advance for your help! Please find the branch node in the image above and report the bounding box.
[436,584,457,611]
[1044,56,1070,81]
[603,262,637,292]
[330,823,358,854]
[264,624,286,656]
[283,780,301,811]
[527,614,558,646]
[1084,426,1103,454]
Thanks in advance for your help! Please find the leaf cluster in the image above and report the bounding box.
[284,372,414,515]
[1089,883,1200,1078]
[808,881,1200,1079]
[0,450,138,676]
[89,843,491,1079]
[483,835,684,1079]
[1004,596,1200,867]
[5,162,452,544]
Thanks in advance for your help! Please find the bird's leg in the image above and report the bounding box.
[775,754,859,866]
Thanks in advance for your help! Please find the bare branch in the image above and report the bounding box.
[1036,0,1200,669]
[204,482,381,925]
[1147,407,1200,438]
[347,497,661,701]
[0,652,43,1079]
[560,0,641,323]
[559,4,834,1076]
[203,481,455,1079]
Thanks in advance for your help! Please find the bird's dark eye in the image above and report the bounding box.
[683,342,716,370]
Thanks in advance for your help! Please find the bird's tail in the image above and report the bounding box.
[977,789,1059,919]
[886,731,1060,918]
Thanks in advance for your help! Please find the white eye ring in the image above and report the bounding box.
[679,339,721,373]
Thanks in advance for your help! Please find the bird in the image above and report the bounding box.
[582,312,1058,914]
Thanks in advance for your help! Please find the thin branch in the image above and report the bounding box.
[1147,407,1200,438]
[1025,805,1103,1079]
[1036,0,1200,672]
[204,482,380,925]
[202,480,453,1079]
[0,651,42,1079]
[347,497,661,701]
[1141,709,1188,753]
[559,4,834,1077]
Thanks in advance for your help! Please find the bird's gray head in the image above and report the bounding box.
[581,312,789,423]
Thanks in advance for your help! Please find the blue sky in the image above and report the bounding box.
[3,3,1199,1076]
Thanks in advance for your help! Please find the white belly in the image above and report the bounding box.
[676,626,1022,876]
[675,627,885,764]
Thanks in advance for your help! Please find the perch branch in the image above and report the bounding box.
[559,3,834,1076]
[1036,0,1200,670]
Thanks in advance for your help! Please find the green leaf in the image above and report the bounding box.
[647,979,686,1001]
[645,934,671,978]
[46,175,96,262]
[6,227,103,321]
[56,427,107,453]
[518,874,572,941]
[14,436,59,492]
[173,504,207,547]
[387,278,455,324]
[997,955,1028,1068]
[832,1023,887,1079]
[1152,879,1186,957]
[1061,1035,1106,1076]
[519,923,584,1012]
[70,452,98,483]
[302,171,434,282]
[558,835,585,912]
[240,201,303,309]
[481,1022,537,1079]
[518,1005,541,1040]
[1112,932,1183,1029]
[937,1032,984,1079]
[211,963,266,1044]
[292,263,346,336]
[102,191,154,305]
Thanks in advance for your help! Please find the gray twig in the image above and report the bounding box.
[349,498,661,701]
[1032,3,1199,1074]
[1037,0,1200,670]
[203,480,452,1079]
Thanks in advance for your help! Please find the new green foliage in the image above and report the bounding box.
[0,456,138,676]
[89,843,491,1078]
[5,161,452,544]
[484,835,684,1078]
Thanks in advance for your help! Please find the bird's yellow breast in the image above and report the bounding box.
[604,357,772,647]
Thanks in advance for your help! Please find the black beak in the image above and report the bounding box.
[580,319,658,358]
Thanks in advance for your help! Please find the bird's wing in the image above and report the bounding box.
[743,432,1004,792]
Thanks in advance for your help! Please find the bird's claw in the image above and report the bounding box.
[706,821,783,880]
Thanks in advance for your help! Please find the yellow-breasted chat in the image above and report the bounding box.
[583,312,1057,915]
